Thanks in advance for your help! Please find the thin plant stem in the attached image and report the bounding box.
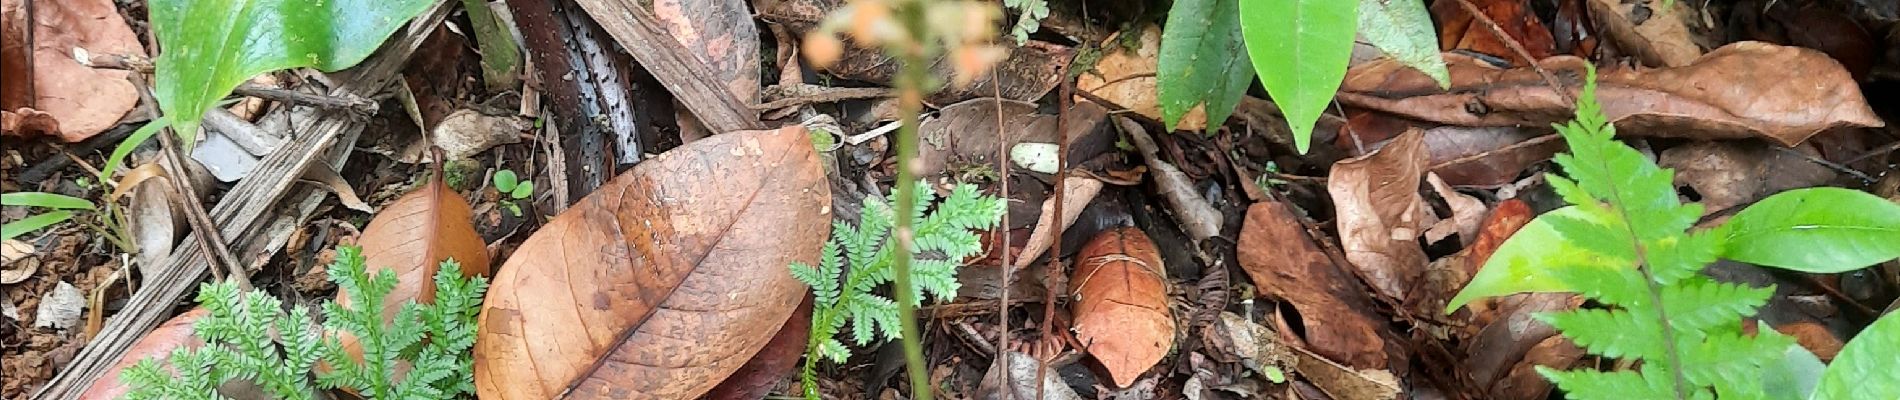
[889,1,933,397]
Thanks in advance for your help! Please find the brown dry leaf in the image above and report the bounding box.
[0,0,143,142]
[1339,42,1885,146]
[917,98,1113,179]
[1328,128,1431,301]
[473,126,829,399]
[1071,226,1175,388]
[2,239,38,285]
[704,297,811,400]
[1013,176,1104,270]
[1422,126,1561,187]
[1430,0,1555,62]
[650,0,759,140]
[1660,141,1838,215]
[77,308,207,400]
[396,109,529,163]
[1776,321,1845,361]
[1588,0,1701,67]
[336,162,492,368]
[1076,25,1207,131]
[1488,335,1583,399]
[1236,202,1389,369]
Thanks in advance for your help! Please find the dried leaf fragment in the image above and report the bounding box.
[1328,128,1431,300]
[474,126,829,399]
[1071,226,1175,388]
[1235,202,1389,369]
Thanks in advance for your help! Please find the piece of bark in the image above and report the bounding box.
[508,0,641,202]
[572,0,763,134]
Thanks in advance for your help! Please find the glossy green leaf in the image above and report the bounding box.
[2,211,76,241]
[511,181,534,199]
[2,192,94,210]
[151,0,434,139]
[1357,0,1448,88]
[1157,0,1253,130]
[1811,312,1900,400]
[1721,187,1900,273]
[1447,206,1627,312]
[101,118,169,180]
[1240,0,1356,153]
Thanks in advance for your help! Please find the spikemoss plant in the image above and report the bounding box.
[122,246,487,399]
[1449,67,1900,399]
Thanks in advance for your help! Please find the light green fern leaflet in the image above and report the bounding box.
[792,182,1004,400]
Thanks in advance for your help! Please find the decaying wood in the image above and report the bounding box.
[1116,116,1222,241]
[508,0,638,202]
[32,4,452,398]
[570,0,764,133]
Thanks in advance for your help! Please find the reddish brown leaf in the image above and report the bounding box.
[473,127,829,399]
[704,296,811,400]
[1328,128,1431,301]
[1236,202,1389,369]
[1466,199,1534,273]
[1464,293,1580,389]
[1421,126,1561,187]
[0,0,142,142]
[1430,0,1555,62]
[1488,334,1583,399]
[1339,42,1885,147]
[1070,227,1175,388]
[333,162,492,369]
[1776,321,1845,361]
[77,308,207,400]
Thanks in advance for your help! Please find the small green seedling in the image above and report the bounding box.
[491,169,534,217]
[2,192,95,241]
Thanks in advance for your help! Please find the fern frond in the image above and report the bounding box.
[1539,308,1667,360]
[1659,278,1772,333]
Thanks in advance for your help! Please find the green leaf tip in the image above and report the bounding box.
[1240,0,1358,154]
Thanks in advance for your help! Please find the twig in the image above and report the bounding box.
[1451,0,1575,105]
[1776,146,1875,184]
[991,71,1016,400]
[1842,140,1900,166]
[952,319,998,357]
[1035,64,1074,400]
[19,123,140,184]
[753,85,895,110]
[129,73,254,291]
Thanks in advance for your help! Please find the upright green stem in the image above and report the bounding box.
[890,1,932,398]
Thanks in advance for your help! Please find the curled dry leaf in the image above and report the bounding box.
[474,127,828,399]
[1588,0,1700,68]
[1236,202,1389,369]
[1339,42,1885,147]
[1328,128,1431,301]
[335,162,492,367]
[0,0,143,141]
[1013,176,1104,270]
[1071,226,1175,388]
[77,308,207,400]
[396,109,530,162]
[2,239,39,285]
[1423,173,1486,245]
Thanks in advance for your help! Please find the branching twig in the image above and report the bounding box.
[130,74,254,291]
[1451,0,1575,105]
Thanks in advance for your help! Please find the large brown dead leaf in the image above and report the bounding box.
[331,163,493,376]
[0,0,142,142]
[1328,128,1431,301]
[1588,0,1700,68]
[1235,202,1389,369]
[704,296,811,399]
[1339,42,1884,147]
[1071,226,1175,388]
[78,308,206,400]
[1659,141,1838,215]
[473,126,829,399]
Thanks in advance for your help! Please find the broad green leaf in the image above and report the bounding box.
[1762,341,1822,400]
[1356,0,1448,88]
[512,181,534,199]
[1721,187,1900,273]
[492,170,518,193]
[1157,0,1253,130]
[1240,0,1356,153]
[1811,312,1900,400]
[101,118,169,180]
[1447,206,1624,312]
[2,192,94,210]
[2,211,76,241]
[151,0,434,139]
